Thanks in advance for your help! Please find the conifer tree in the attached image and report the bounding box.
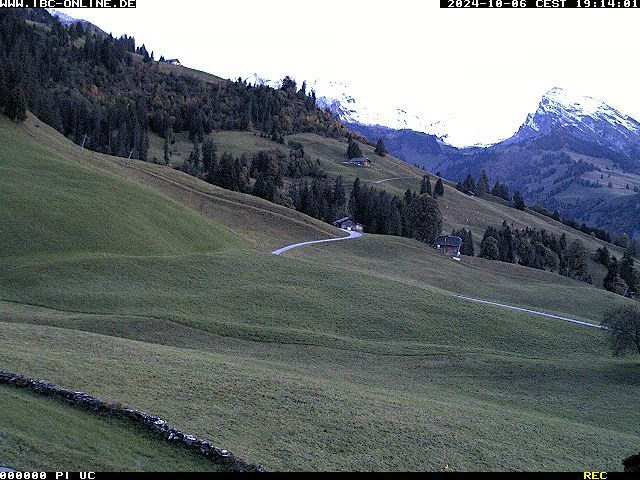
[514,191,526,211]
[596,246,611,267]
[603,258,626,295]
[405,194,443,244]
[331,176,346,219]
[163,126,174,165]
[565,239,588,278]
[434,177,445,197]
[202,138,218,173]
[347,138,363,159]
[462,174,476,193]
[0,70,7,114]
[476,170,490,194]
[420,175,432,196]
[375,138,388,157]
[619,250,639,293]
[480,236,500,260]
[6,84,27,123]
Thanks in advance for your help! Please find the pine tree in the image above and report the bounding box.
[0,69,7,114]
[514,191,526,211]
[615,233,631,249]
[420,175,432,196]
[434,178,445,197]
[603,258,626,295]
[462,174,476,193]
[565,239,588,278]
[596,246,611,267]
[5,84,27,123]
[619,250,639,293]
[375,138,388,157]
[405,194,443,244]
[477,170,490,195]
[331,176,346,220]
[453,229,475,256]
[184,142,203,176]
[347,138,363,159]
[163,126,174,165]
[202,138,218,173]
[491,181,511,201]
[480,236,500,260]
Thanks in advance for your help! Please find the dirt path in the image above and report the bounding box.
[373,176,415,185]
[455,295,605,329]
[271,229,363,255]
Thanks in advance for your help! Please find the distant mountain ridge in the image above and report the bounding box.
[507,87,640,159]
[351,87,640,237]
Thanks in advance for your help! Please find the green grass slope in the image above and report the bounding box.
[0,386,227,472]
[1,116,638,471]
[0,117,246,259]
[21,116,341,252]
[285,234,632,324]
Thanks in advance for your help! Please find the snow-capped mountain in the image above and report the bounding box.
[510,87,640,155]
[45,9,78,26]
[243,73,450,141]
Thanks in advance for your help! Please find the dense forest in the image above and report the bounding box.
[476,221,639,296]
[0,9,348,160]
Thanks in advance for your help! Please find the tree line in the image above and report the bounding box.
[0,9,349,160]
[596,245,639,297]
[476,222,594,283]
[456,168,619,243]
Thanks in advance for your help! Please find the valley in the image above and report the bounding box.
[1,7,639,473]
[351,89,640,239]
[1,113,638,471]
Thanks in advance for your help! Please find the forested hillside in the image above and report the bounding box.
[0,9,348,161]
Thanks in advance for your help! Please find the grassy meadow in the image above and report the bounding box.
[0,386,228,472]
[0,116,638,471]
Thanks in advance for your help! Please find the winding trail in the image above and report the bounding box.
[271,229,363,256]
[374,176,415,185]
[271,232,605,331]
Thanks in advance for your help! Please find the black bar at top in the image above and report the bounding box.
[441,0,639,7]
[1,0,136,7]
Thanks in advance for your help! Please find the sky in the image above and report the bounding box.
[55,1,640,146]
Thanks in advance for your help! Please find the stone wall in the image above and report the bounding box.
[0,371,266,472]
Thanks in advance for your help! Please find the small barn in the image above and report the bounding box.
[434,235,463,257]
[333,217,364,232]
[165,59,182,66]
[347,157,371,167]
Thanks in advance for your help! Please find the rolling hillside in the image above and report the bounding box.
[1,115,638,471]
[146,119,625,288]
